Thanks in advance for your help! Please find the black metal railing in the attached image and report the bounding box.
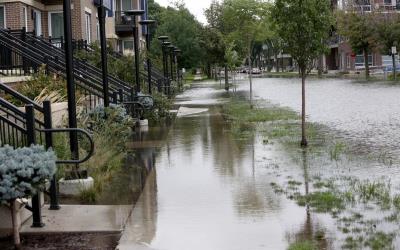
[0,84,94,227]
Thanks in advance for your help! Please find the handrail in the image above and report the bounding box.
[0,82,44,112]
[39,128,95,165]
[0,97,27,118]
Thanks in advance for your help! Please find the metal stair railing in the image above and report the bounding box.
[0,91,94,227]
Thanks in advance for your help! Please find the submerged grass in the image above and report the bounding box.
[221,96,400,249]
[287,241,317,250]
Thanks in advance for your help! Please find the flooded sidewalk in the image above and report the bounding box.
[118,81,324,250]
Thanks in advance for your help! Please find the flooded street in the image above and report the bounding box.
[119,78,400,250]
[245,78,400,160]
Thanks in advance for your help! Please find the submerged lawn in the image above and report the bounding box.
[221,98,399,249]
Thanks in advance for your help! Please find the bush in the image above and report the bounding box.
[0,145,57,202]
[14,65,66,104]
[0,144,56,249]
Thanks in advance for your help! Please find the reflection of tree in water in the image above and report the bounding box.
[98,126,160,205]
[286,149,331,249]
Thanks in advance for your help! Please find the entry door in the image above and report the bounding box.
[33,10,42,36]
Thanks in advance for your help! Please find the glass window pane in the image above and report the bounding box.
[123,40,133,50]
[121,0,132,10]
[51,13,64,38]
[0,7,4,28]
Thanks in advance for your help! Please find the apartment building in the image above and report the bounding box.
[0,0,147,55]
[326,0,400,72]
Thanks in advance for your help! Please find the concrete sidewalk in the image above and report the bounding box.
[21,205,131,234]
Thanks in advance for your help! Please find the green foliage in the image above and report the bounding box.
[272,0,332,74]
[296,191,345,213]
[144,92,172,125]
[0,145,57,202]
[74,105,134,203]
[75,45,135,85]
[11,65,66,105]
[336,10,379,78]
[287,241,317,250]
[150,3,204,69]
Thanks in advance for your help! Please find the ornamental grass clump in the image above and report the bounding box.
[0,145,57,249]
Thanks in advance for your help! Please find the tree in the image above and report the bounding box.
[0,145,56,249]
[272,0,332,147]
[150,3,205,70]
[199,27,226,79]
[336,10,379,79]
[376,13,400,79]
[221,0,271,105]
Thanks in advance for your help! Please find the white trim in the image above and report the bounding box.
[22,6,27,29]
[84,7,92,14]
[48,11,63,37]
[0,5,6,29]
[85,11,91,43]
[33,9,42,36]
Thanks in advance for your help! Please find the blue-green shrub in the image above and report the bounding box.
[0,145,57,202]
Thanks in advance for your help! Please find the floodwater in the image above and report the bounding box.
[119,78,400,249]
[120,82,334,250]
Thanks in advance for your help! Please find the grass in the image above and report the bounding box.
[296,191,345,213]
[364,232,394,250]
[329,141,346,161]
[287,241,316,250]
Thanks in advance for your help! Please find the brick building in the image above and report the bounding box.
[326,0,400,72]
[0,0,147,55]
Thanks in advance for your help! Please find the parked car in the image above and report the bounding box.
[251,68,261,74]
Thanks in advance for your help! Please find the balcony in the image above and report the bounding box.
[115,11,134,34]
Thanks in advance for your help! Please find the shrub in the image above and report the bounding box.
[0,145,57,249]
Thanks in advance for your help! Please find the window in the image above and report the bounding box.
[49,12,64,38]
[85,12,91,43]
[22,7,27,29]
[355,54,373,68]
[121,0,132,11]
[0,6,5,28]
[96,18,100,41]
[123,40,134,54]
[33,10,42,36]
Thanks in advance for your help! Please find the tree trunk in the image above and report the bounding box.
[275,53,279,73]
[318,55,323,78]
[301,68,308,147]
[249,51,253,108]
[11,200,21,250]
[214,65,218,81]
[364,48,370,79]
[224,64,229,91]
[392,53,396,81]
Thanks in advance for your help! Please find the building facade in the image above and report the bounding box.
[0,0,147,55]
[327,0,400,72]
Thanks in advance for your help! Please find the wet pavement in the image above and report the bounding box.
[119,81,337,249]
[118,77,400,249]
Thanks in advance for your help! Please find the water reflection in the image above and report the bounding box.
[119,82,329,250]
[285,149,331,249]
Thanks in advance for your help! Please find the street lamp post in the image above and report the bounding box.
[162,41,171,95]
[174,48,181,90]
[168,45,175,81]
[139,19,156,94]
[124,10,145,96]
[96,0,109,106]
[158,36,168,78]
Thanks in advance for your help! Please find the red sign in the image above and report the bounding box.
[351,53,356,58]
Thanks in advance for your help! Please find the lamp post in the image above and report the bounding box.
[162,41,171,95]
[168,45,175,81]
[174,48,181,90]
[124,10,145,95]
[139,19,156,94]
[158,36,168,78]
[95,0,109,106]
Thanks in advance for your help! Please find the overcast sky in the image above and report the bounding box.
[154,0,212,24]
